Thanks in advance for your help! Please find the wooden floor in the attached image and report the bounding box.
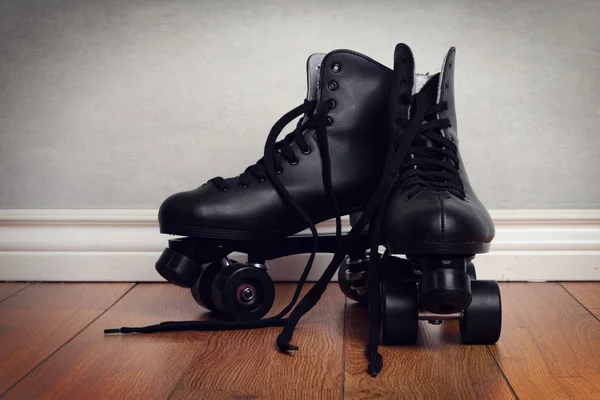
[0,282,599,399]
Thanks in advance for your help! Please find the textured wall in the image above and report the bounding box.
[1,0,599,209]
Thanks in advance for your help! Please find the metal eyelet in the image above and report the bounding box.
[326,116,333,126]
[301,146,311,155]
[313,131,320,141]
[239,182,248,188]
[445,81,449,90]
[327,81,338,91]
[289,158,298,166]
[402,58,407,66]
[276,168,284,174]
[259,177,266,182]
[400,77,407,87]
[327,99,336,109]
[448,61,452,70]
[331,63,342,73]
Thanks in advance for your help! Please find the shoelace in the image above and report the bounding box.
[208,100,316,191]
[105,90,450,377]
[397,102,463,199]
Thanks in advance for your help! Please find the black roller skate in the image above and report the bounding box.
[273,44,500,376]
[152,50,394,321]
[375,44,500,348]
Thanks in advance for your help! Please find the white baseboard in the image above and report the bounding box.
[0,209,599,282]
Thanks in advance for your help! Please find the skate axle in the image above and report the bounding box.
[345,257,370,265]
[344,270,366,281]
[220,258,233,268]
[418,311,462,320]
[409,256,474,273]
[242,262,268,270]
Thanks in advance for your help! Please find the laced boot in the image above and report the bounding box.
[107,49,393,328]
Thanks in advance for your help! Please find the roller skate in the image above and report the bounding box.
[153,50,394,321]
[375,44,500,349]
[381,46,502,350]
[278,44,500,376]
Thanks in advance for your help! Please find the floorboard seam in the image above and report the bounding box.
[485,345,519,400]
[558,282,600,323]
[0,283,31,305]
[0,283,137,397]
[340,297,347,400]
[166,331,215,400]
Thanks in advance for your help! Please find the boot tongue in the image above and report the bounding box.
[414,73,433,94]
[299,53,326,124]
[305,53,326,101]
[418,73,440,109]
[410,73,441,152]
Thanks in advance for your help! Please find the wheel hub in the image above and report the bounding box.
[241,287,254,301]
[237,283,257,304]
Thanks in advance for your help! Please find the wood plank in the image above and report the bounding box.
[172,283,345,399]
[0,282,28,303]
[170,388,340,400]
[344,299,515,399]
[561,282,600,318]
[490,282,600,399]
[0,282,132,395]
[3,283,213,400]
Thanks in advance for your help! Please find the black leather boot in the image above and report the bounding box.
[153,50,393,320]
[382,44,496,315]
[383,45,494,255]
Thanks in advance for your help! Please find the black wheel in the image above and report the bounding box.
[211,264,275,321]
[338,257,368,304]
[381,280,419,345]
[191,260,223,312]
[466,262,477,280]
[460,280,502,344]
[420,268,472,314]
[155,247,202,288]
[378,256,413,282]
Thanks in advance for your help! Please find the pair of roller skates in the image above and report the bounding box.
[108,43,501,376]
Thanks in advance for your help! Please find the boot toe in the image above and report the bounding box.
[158,188,209,231]
[384,191,493,249]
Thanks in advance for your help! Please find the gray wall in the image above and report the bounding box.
[1,0,599,209]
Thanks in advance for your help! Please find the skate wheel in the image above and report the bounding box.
[420,268,472,314]
[338,257,367,304]
[460,280,502,344]
[378,256,413,282]
[466,262,477,280]
[155,247,202,288]
[211,263,275,321]
[191,260,222,312]
[381,280,419,345]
